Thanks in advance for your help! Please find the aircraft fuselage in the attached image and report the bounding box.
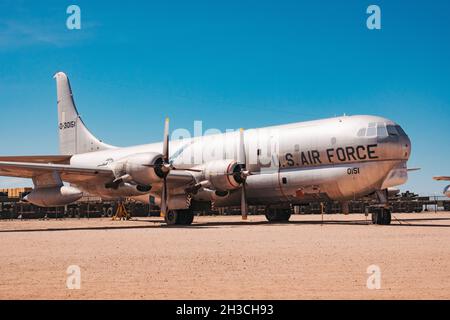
[70,114,411,207]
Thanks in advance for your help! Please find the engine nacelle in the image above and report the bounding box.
[120,152,165,186]
[23,186,83,207]
[203,159,242,191]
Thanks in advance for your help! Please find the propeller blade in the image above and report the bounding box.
[237,128,246,166]
[160,177,168,217]
[163,117,170,162]
[172,167,202,173]
[241,182,248,220]
[226,170,253,176]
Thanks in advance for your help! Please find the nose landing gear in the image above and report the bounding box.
[371,207,392,225]
[371,189,392,225]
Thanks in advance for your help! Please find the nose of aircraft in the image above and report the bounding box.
[374,121,411,161]
[398,126,411,160]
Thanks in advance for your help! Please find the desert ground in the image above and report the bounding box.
[1,212,449,299]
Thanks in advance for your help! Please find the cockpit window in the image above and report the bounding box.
[366,125,377,137]
[358,122,404,138]
[357,128,366,137]
[386,125,398,136]
[376,123,388,137]
[395,125,407,136]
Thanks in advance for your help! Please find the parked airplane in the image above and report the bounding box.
[0,72,412,225]
[433,177,450,197]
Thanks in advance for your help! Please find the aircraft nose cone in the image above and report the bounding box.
[401,133,411,160]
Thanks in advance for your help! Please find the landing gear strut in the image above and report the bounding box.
[265,207,292,222]
[371,189,392,225]
[371,207,391,225]
[164,209,195,225]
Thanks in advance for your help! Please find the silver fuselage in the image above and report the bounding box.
[71,115,411,206]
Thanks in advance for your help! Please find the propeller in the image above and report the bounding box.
[159,117,171,217]
[237,128,251,220]
[149,118,201,217]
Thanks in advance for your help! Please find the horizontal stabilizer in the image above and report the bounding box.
[433,176,450,181]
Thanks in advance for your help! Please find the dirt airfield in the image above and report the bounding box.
[1,212,450,300]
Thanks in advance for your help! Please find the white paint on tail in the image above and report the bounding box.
[54,72,116,155]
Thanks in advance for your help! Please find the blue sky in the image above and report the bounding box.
[0,0,449,195]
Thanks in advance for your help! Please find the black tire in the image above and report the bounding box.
[265,208,291,222]
[183,211,195,225]
[265,210,279,222]
[371,211,378,224]
[377,211,383,224]
[372,208,391,225]
[381,210,391,225]
[165,210,195,225]
[177,210,195,225]
[278,212,291,222]
[164,210,178,225]
[371,208,383,225]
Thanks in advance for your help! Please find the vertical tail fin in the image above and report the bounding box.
[54,72,115,155]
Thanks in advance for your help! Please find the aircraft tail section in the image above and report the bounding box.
[54,72,115,155]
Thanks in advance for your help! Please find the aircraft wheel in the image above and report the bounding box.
[164,210,195,225]
[371,208,383,225]
[183,211,195,225]
[265,210,279,222]
[278,211,291,222]
[371,210,378,224]
[265,208,291,222]
[372,208,391,225]
[381,209,391,225]
[164,210,179,225]
[177,210,195,225]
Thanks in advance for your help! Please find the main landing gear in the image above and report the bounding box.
[164,209,195,226]
[265,207,292,222]
[371,207,391,225]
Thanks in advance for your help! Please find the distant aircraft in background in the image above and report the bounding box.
[433,177,450,197]
[0,72,412,225]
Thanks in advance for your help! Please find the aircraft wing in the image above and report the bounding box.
[0,160,196,189]
[0,161,114,184]
[0,155,72,164]
[433,176,450,181]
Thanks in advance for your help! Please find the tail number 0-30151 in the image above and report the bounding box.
[347,167,360,175]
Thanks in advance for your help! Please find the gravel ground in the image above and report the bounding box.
[0,212,449,299]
